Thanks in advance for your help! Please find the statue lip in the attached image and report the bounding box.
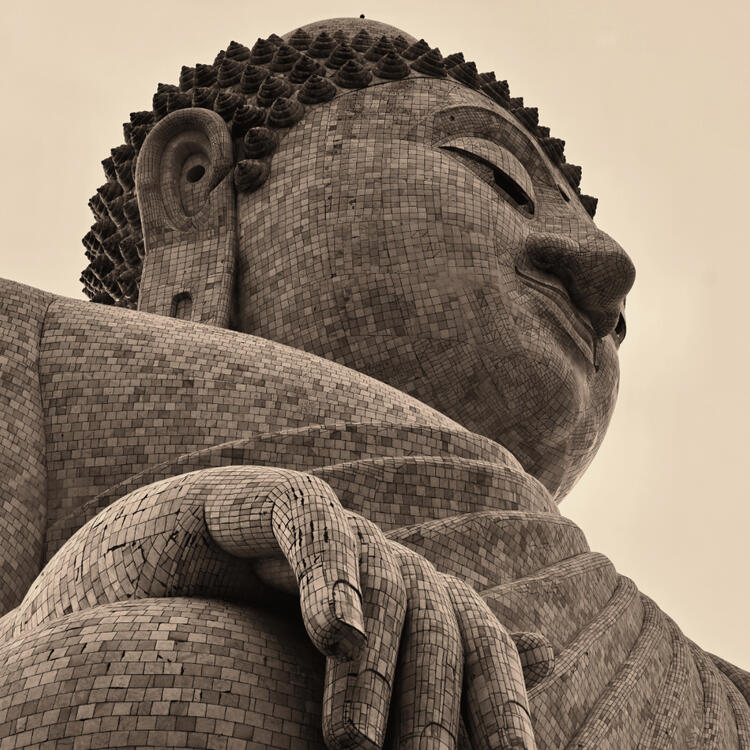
[514,265,597,368]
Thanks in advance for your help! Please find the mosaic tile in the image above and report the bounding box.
[0,15,747,750]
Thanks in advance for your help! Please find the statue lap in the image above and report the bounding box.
[0,597,327,749]
[1,280,749,748]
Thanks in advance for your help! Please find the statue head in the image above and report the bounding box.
[81,17,635,501]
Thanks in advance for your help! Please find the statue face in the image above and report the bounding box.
[234,78,635,499]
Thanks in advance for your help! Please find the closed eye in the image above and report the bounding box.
[439,139,535,218]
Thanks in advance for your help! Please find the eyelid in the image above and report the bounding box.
[438,136,535,206]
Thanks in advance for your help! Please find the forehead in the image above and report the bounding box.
[320,79,531,142]
[238,75,598,256]
[266,78,575,207]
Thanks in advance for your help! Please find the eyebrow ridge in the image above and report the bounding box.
[434,105,553,182]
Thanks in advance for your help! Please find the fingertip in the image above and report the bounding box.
[471,702,537,750]
[511,631,554,689]
[398,723,455,750]
[332,580,366,659]
[323,715,380,750]
[500,702,537,750]
[332,619,367,661]
[421,723,455,750]
[304,605,366,659]
[300,576,366,658]
[333,580,365,634]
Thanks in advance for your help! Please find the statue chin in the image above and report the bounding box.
[290,326,615,502]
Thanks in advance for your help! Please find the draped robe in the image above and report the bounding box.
[0,278,748,749]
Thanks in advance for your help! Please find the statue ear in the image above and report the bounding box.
[134,108,235,327]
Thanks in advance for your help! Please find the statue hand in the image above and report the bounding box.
[205,469,538,750]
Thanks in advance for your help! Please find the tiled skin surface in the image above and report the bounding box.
[0,284,53,615]
[1,279,749,748]
[1,15,749,750]
[81,17,632,501]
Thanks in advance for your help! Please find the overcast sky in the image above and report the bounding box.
[1,0,748,667]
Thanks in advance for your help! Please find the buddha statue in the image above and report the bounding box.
[0,16,747,750]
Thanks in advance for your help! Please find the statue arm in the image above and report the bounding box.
[204,468,538,749]
[0,279,53,615]
[5,465,541,750]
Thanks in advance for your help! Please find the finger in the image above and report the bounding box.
[445,575,537,750]
[510,631,554,690]
[205,467,365,658]
[323,516,407,750]
[271,473,366,659]
[390,546,463,750]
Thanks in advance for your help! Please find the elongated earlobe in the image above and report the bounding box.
[135,108,236,327]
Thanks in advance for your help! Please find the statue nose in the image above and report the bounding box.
[524,228,636,338]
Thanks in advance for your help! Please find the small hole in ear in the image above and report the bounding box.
[171,291,193,320]
[186,164,206,183]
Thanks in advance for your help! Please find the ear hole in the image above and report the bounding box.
[186,164,206,183]
[136,109,234,233]
[179,153,211,217]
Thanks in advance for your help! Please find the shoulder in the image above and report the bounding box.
[43,294,467,436]
[0,278,56,343]
[0,277,55,417]
[0,278,56,614]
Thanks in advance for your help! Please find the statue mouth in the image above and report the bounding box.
[514,265,598,369]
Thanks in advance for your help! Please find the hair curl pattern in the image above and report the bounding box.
[81,27,598,307]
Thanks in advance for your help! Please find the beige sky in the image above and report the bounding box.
[1,0,748,667]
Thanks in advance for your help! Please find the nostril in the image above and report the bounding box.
[524,230,635,338]
[614,312,627,345]
[186,164,206,183]
[530,254,553,271]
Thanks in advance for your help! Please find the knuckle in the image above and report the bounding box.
[363,554,406,599]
